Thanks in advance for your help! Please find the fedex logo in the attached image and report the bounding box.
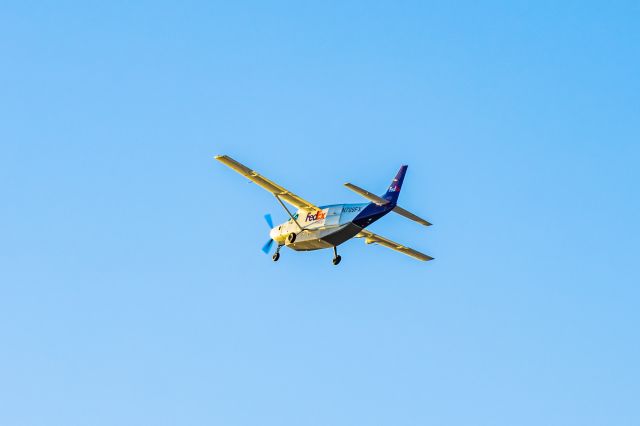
[305,210,327,222]
[389,178,401,192]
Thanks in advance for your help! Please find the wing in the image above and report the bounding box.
[355,230,433,261]
[215,155,320,211]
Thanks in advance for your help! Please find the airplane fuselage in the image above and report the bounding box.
[269,201,395,251]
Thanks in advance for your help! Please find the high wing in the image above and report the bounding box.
[356,229,433,261]
[215,155,320,211]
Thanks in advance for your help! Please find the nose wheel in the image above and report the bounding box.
[272,245,282,262]
[332,246,342,265]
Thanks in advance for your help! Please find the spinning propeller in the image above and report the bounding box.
[261,214,275,254]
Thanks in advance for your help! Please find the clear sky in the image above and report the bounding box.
[1,1,639,425]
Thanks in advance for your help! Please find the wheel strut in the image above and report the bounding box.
[332,246,342,265]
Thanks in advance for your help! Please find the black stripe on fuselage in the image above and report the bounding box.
[352,202,394,228]
[320,222,363,247]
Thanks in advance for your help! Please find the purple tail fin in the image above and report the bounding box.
[382,165,408,204]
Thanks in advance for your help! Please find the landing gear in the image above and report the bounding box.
[332,246,342,265]
[287,232,297,244]
[272,245,282,262]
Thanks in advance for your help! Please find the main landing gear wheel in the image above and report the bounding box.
[332,246,341,265]
[287,232,297,244]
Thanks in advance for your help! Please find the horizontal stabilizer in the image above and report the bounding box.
[344,182,431,226]
[392,206,432,226]
[344,183,389,205]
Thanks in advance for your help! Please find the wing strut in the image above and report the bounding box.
[274,195,304,232]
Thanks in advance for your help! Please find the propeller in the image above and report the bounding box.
[261,239,275,254]
[262,213,275,254]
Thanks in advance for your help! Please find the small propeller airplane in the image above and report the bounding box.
[215,155,433,265]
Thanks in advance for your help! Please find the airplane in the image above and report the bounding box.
[215,155,433,265]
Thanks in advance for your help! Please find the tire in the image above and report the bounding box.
[272,252,280,262]
[287,233,297,244]
[332,255,342,265]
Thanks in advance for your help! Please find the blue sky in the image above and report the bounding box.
[1,1,639,425]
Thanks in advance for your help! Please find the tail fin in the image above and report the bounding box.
[382,165,408,204]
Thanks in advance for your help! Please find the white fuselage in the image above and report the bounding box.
[269,203,369,251]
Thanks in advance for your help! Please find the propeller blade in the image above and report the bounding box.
[264,213,273,228]
[261,238,274,254]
